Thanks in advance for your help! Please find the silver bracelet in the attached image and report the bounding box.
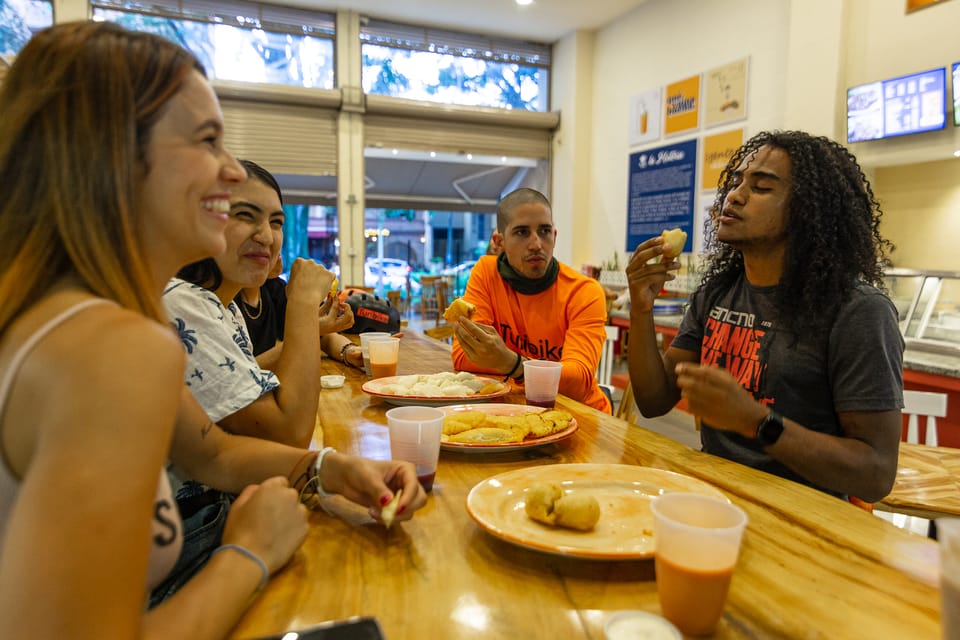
[211,543,268,592]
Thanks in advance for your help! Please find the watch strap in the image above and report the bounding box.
[756,410,784,446]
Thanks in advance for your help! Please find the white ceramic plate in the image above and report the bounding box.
[361,374,511,406]
[466,464,728,560]
[439,404,578,453]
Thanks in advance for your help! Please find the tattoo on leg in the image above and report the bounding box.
[200,420,214,439]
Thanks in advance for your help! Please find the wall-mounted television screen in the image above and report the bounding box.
[847,66,946,143]
[953,61,960,126]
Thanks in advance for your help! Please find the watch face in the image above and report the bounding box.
[758,411,784,445]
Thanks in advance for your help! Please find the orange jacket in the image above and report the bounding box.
[452,255,611,413]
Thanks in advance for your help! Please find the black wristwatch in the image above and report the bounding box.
[755,410,784,446]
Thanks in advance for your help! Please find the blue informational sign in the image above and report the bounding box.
[625,138,697,252]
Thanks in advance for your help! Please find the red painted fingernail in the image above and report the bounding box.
[397,505,406,514]
[380,494,391,505]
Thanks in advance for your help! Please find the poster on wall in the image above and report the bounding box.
[701,128,744,190]
[626,138,698,252]
[906,0,952,12]
[703,58,748,128]
[663,75,701,136]
[628,87,662,146]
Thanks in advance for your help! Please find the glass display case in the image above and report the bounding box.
[884,268,960,354]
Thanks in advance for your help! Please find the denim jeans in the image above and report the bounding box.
[148,489,234,608]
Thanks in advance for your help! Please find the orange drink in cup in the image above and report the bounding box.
[368,337,400,379]
[650,493,747,636]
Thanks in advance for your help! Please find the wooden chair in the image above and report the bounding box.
[434,279,451,327]
[419,275,441,320]
[902,390,947,447]
[597,325,619,388]
[386,290,403,316]
[874,390,948,536]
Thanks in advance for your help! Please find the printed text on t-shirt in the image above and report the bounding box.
[702,305,769,399]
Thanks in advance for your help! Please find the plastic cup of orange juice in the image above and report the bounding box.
[650,493,747,636]
[367,337,400,379]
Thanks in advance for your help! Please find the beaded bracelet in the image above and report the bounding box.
[211,543,268,592]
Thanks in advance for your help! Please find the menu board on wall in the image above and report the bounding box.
[703,58,748,127]
[664,75,701,136]
[626,139,698,252]
[701,128,744,190]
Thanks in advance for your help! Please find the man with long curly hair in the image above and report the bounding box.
[624,130,903,503]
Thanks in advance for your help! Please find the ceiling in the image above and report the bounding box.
[272,0,649,210]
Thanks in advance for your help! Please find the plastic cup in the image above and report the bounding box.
[650,493,747,636]
[604,611,681,640]
[359,332,391,377]
[385,406,443,492]
[939,518,960,640]
[368,337,400,379]
[523,360,563,408]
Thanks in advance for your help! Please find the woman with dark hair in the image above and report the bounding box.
[625,130,903,503]
[166,159,353,447]
[0,23,425,638]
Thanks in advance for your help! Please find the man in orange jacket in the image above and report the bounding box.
[451,188,611,413]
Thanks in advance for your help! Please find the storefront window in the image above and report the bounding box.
[1,0,52,56]
[360,19,550,111]
[92,1,334,89]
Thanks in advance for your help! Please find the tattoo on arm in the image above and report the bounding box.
[200,420,214,439]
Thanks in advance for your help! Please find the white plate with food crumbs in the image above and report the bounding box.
[439,404,577,452]
[361,372,510,406]
[466,464,728,560]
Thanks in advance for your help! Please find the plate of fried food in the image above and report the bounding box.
[466,464,728,560]
[440,404,577,452]
[362,371,510,406]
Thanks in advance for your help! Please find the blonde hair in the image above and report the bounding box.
[0,22,204,335]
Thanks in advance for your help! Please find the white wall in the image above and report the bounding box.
[554,0,960,271]
[842,0,960,168]
[558,0,791,269]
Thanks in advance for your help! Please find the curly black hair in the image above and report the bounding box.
[700,130,894,338]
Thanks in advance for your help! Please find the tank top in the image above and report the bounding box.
[0,299,183,591]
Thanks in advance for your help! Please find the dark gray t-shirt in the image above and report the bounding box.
[671,274,904,496]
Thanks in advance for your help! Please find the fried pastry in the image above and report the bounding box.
[447,427,523,444]
[524,482,600,531]
[524,483,563,525]
[381,488,402,529]
[659,228,687,260]
[443,297,476,323]
[553,494,601,531]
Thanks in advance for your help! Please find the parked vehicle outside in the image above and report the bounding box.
[365,258,421,295]
[442,260,478,297]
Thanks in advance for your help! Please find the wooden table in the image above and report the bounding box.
[877,442,960,520]
[229,331,942,639]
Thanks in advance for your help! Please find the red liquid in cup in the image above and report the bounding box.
[527,398,555,409]
[418,471,436,492]
[655,554,733,636]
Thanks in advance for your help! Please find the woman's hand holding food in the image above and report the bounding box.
[625,236,681,315]
[220,476,309,575]
[318,297,354,335]
[320,453,427,525]
[286,258,335,310]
